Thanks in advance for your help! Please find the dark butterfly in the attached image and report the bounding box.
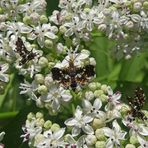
[15,37,36,65]
[127,87,147,120]
[51,56,95,91]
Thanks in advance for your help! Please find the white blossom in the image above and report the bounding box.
[65,106,94,137]
[103,120,127,148]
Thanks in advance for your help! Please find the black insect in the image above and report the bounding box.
[51,55,95,91]
[15,37,36,65]
[127,87,147,120]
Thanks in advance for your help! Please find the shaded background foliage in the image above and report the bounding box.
[0,0,148,147]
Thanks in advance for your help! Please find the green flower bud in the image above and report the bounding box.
[40,15,48,23]
[51,123,60,132]
[44,120,52,129]
[44,75,53,87]
[143,2,148,10]
[38,85,48,95]
[27,112,35,120]
[31,44,38,49]
[95,141,106,148]
[23,16,31,24]
[94,90,104,98]
[35,74,44,84]
[34,134,44,145]
[84,8,91,13]
[59,26,67,34]
[38,57,48,67]
[95,129,106,141]
[36,118,45,127]
[100,94,108,102]
[36,99,44,108]
[120,104,130,116]
[101,84,108,93]
[45,39,53,48]
[85,91,94,100]
[86,135,97,146]
[96,82,101,88]
[130,136,139,145]
[125,144,136,148]
[92,118,106,129]
[133,2,142,11]
[36,112,43,119]
[88,82,98,91]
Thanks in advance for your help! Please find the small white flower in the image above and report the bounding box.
[82,99,105,119]
[105,87,121,110]
[64,16,81,37]
[21,119,42,142]
[18,0,47,16]
[65,106,94,137]
[28,24,57,48]
[123,116,148,138]
[35,128,65,148]
[103,120,127,148]
[19,80,38,100]
[40,84,72,112]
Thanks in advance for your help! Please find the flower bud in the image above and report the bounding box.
[36,98,44,108]
[36,118,45,126]
[44,75,53,87]
[38,85,48,95]
[95,129,106,141]
[133,2,142,11]
[36,112,43,119]
[143,2,148,10]
[35,74,44,84]
[94,90,104,98]
[27,112,35,120]
[101,84,108,93]
[45,39,53,48]
[44,120,52,129]
[100,94,108,102]
[40,15,48,23]
[84,8,91,13]
[92,118,106,129]
[88,82,98,91]
[86,135,97,146]
[51,123,60,132]
[34,134,44,145]
[130,136,139,145]
[125,144,136,148]
[23,16,31,24]
[38,57,48,67]
[89,57,96,66]
[95,141,106,148]
[59,25,67,34]
[85,91,94,100]
[120,104,130,116]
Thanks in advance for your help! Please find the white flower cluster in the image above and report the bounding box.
[20,48,96,114]
[22,84,148,148]
[50,0,148,58]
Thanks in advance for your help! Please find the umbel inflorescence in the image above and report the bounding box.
[0,0,147,148]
